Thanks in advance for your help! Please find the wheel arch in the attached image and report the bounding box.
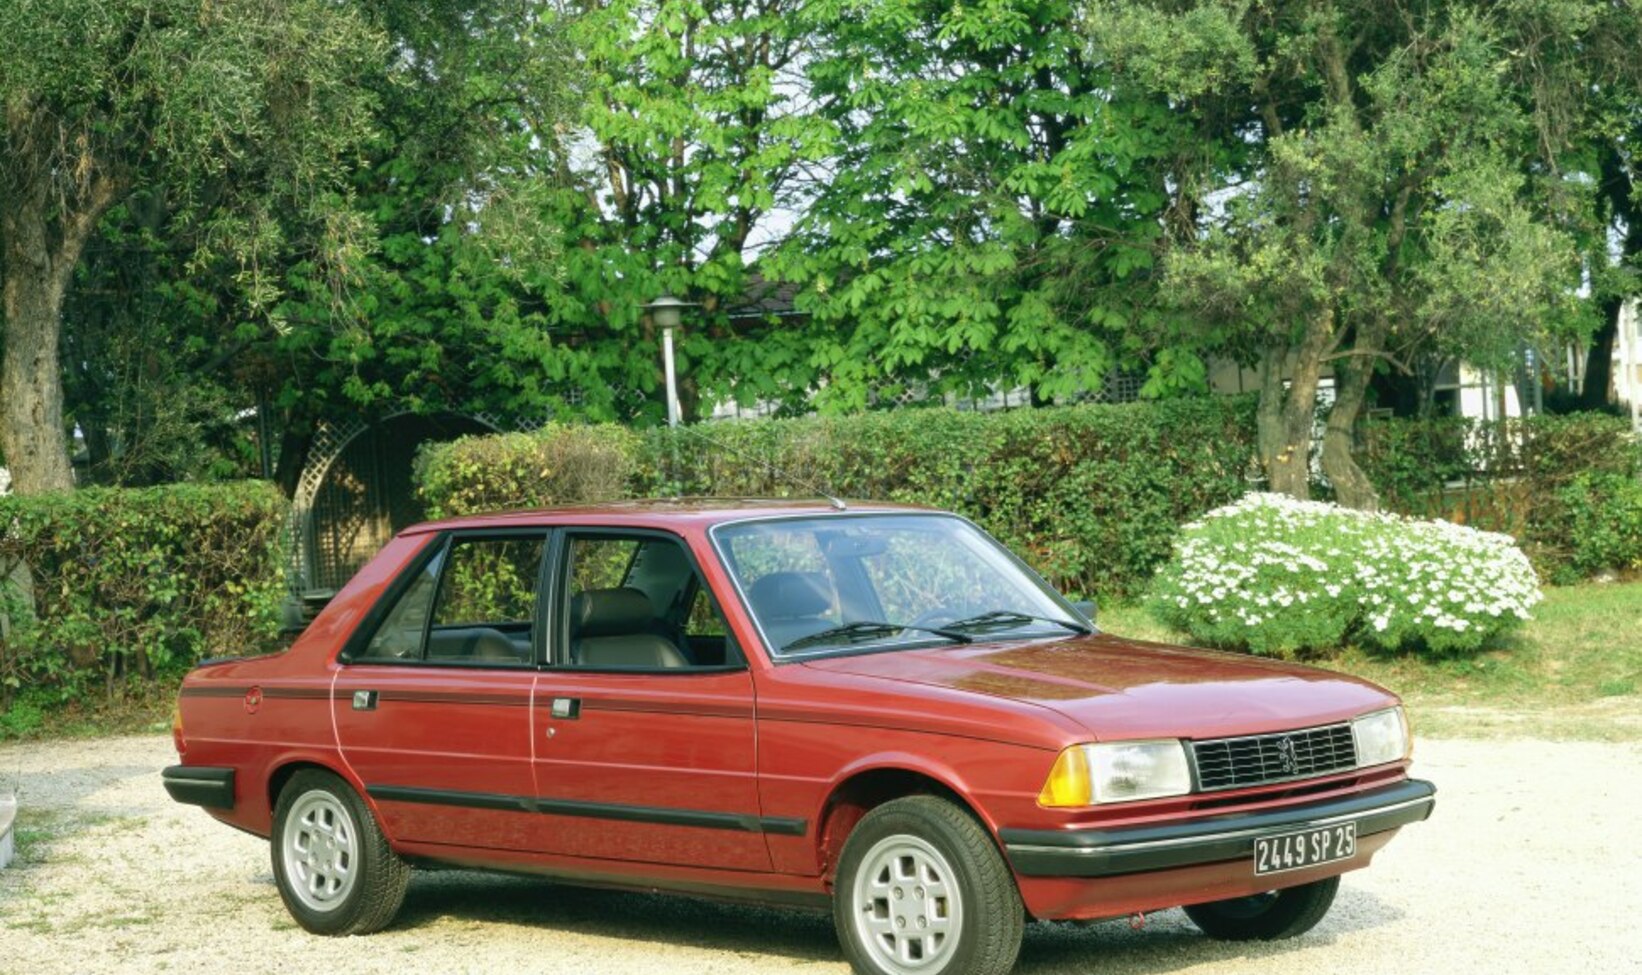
[267,754,371,816]
[812,756,1003,885]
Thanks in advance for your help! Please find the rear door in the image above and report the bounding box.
[334,531,545,852]
[529,528,776,870]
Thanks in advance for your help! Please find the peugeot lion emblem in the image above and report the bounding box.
[1276,736,1299,775]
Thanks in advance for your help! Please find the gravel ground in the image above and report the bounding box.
[0,735,1637,975]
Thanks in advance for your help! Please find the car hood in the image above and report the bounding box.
[801,632,1396,741]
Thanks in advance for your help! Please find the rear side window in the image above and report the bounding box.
[361,548,445,661]
[358,534,545,666]
[559,532,740,670]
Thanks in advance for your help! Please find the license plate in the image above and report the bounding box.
[1253,822,1357,876]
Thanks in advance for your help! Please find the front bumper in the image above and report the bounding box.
[162,765,236,811]
[1001,778,1435,878]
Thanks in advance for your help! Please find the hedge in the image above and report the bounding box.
[416,403,1642,596]
[1558,473,1642,581]
[417,399,1260,599]
[413,424,641,519]
[0,481,288,704]
[1357,412,1642,574]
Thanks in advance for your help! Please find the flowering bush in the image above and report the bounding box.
[1146,493,1542,657]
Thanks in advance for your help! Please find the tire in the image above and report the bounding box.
[833,795,1024,975]
[271,769,410,935]
[1183,876,1340,941]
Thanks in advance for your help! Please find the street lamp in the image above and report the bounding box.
[644,294,696,427]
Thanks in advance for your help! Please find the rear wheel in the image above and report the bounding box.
[271,769,409,935]
[833,795,1023,975]
[1183,876,1339,941]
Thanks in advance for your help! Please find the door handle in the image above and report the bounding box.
[352,690,378,711]
[549,697,580,719]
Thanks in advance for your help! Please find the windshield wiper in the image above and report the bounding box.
[942,609,1091,636]
[782,620,974,653]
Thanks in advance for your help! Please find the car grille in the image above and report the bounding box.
[1191,723,1358,791]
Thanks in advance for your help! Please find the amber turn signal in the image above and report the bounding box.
[1038,746,1092,807]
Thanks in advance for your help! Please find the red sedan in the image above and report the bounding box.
[165,500,1434,975]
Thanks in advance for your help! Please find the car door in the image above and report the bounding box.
[334,530,545,852]
[529,528,775,871]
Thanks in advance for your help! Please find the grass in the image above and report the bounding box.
[0,681,176,742]
[1098,580,1642,741]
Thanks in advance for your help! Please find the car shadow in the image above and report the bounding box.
[391,870,842,962]
[381,869,1403,972]
[1016,886,1406,974]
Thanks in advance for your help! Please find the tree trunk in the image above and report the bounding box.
[1320,324,1385,510]
[1,106,122,494]
[1580,300,1620,411]
[1,227,76,494]
[1259,312,1335,500]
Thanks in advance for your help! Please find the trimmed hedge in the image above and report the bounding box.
[415,403,1640,601]
[0,482,288,703]
[1558,473,1642,581]
[414,424,641,518]
[418,399,1260,598]
[1358,412,1642,573]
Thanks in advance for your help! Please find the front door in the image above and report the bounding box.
[334,531,546,852]
[530,529,773,871]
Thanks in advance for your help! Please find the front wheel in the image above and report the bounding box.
[833,795,1023,975]
[271,769,410,935]
[1183,876,1340,941]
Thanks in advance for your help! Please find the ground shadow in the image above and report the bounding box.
[391,869,842,964]
[374,868,1404,973]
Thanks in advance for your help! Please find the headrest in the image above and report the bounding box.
[748,571,831,620]
[571,587,656,637]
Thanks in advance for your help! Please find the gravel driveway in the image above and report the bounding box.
[0,735,1636,975]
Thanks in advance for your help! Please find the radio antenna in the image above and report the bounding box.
[670,423,847,511]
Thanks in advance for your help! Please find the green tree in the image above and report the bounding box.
[43,0,578,492]
[1091,0,1630,508]
[515,0,830,420]
[765,0,1197,410]
[0,0,383,494]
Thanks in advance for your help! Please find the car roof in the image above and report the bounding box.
[399,497,939,536]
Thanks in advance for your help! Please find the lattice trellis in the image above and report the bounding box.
[285,410,530,595]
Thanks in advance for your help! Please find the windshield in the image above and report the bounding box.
[712,513,1085,658]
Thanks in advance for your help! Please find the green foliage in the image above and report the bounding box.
[1148,494,1542,658]
[416,399,1257,598]
[645,398,1259,598]
[0,482,288,702]
[414,424,642,519]
[1357,412,1642,574]
[1558,474,1642,581]
[762,0,1199,409]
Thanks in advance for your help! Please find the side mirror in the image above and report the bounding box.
[1072,599,1098,626]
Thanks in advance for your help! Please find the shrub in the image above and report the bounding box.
[414,423,641,518]
[1558,474,1642,581]
[412,400,1257,599]
[0,481,287,703]
[1147,493,1542,658]
[635,398,1259,599]
[1359,411,1642,575]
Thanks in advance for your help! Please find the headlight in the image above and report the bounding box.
[1039,739,1192,807]
[1352,707,1409,768]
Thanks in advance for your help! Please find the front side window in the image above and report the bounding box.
[714,514,1085,657]
[358,534,544,665]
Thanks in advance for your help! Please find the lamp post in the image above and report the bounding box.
[644,294,695,427]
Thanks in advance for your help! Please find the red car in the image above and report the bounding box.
[165,501,1434,975]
